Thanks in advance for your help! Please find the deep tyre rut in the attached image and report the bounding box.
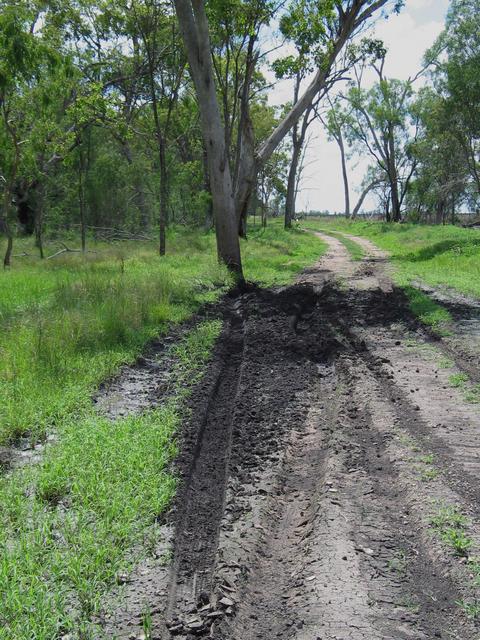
[167,310,245,620]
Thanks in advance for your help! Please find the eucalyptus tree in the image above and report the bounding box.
[407,88,467,223]
[343,54,418,222]
[322,97,352,216]
[174,0,404,279]
[427,0,480,203]
[272,0,331,229]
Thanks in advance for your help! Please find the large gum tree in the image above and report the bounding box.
[173,0,404,280]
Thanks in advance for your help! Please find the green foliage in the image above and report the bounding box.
[430,504,473,557]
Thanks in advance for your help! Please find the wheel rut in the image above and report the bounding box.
[102,231,480,640]
[166,310,245,618]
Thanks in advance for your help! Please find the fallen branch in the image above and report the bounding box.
[46,243,97,260]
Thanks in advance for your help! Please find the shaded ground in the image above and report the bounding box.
[100,232,480,640]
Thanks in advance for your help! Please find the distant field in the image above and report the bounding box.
[0,223,326,639]
[304,218,480,299]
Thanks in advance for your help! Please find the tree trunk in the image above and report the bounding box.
[34,184,45,259]
[338,131,350,217]
[261,202,267,228]
[120,141,150,230]
[78,151,87,253]
[285,143,301,229]
[203,146,214,230]
[351,180,380,218]
[174,0,243,279]
[146,51,168,257]
[387,126,401,222]
[233,35,257,238]
[159,133,167,256]
[0,209,13,268]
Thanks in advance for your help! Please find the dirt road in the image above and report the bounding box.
[102,232,480,640]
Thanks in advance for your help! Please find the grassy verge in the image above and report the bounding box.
[0,319,221,639]
[0,224,325,446]
[304,218,480,299]
[0,223,326,639]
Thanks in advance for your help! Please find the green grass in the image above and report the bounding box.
[458,600,480,620]
[448,372,480,404]
[304,218,480,299]
[430,504,473,557]
[243,223,327,284]
[0,223,326,638]
[402,286,452,334]
[0,319,222,639]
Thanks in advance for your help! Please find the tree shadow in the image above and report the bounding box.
[397,239,480,263]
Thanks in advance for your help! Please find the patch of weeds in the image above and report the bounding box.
[398,595,420,613]
[403,286,452,335]
[412,453,439,482]
[142,605,153,639]
[159,548,173,566]
[430,504,473,557]
[442,529,473,556]
[388,550,408,575]
[397,432,421,452]
[438,357,454,369]
[457,600,480,620]
[469,560,480,586]
[449,372,469,388]
[421,467,440,482]
[448,373,480,404]
[465,384,480,404]
[419,454,434,465]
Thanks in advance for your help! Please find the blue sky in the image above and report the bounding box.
[269,0,451,213]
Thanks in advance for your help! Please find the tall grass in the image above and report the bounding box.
[0,245,228,445]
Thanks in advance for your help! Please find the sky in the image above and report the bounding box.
[267,0,450,213]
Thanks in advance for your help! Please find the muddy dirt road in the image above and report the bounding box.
[102,232,480,640]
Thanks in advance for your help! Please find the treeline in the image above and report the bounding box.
[0,0,294,267]
[323,0,480,224]
[3,1,473,277]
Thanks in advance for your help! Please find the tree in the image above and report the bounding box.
[322,97,352,216]
[174,0,404,278]
[407,88,467,223]
[343,54,418,221]
[427,0,480,203]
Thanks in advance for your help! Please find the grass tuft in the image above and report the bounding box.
[430,504,473,557]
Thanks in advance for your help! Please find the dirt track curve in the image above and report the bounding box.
[100,231,480,640]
